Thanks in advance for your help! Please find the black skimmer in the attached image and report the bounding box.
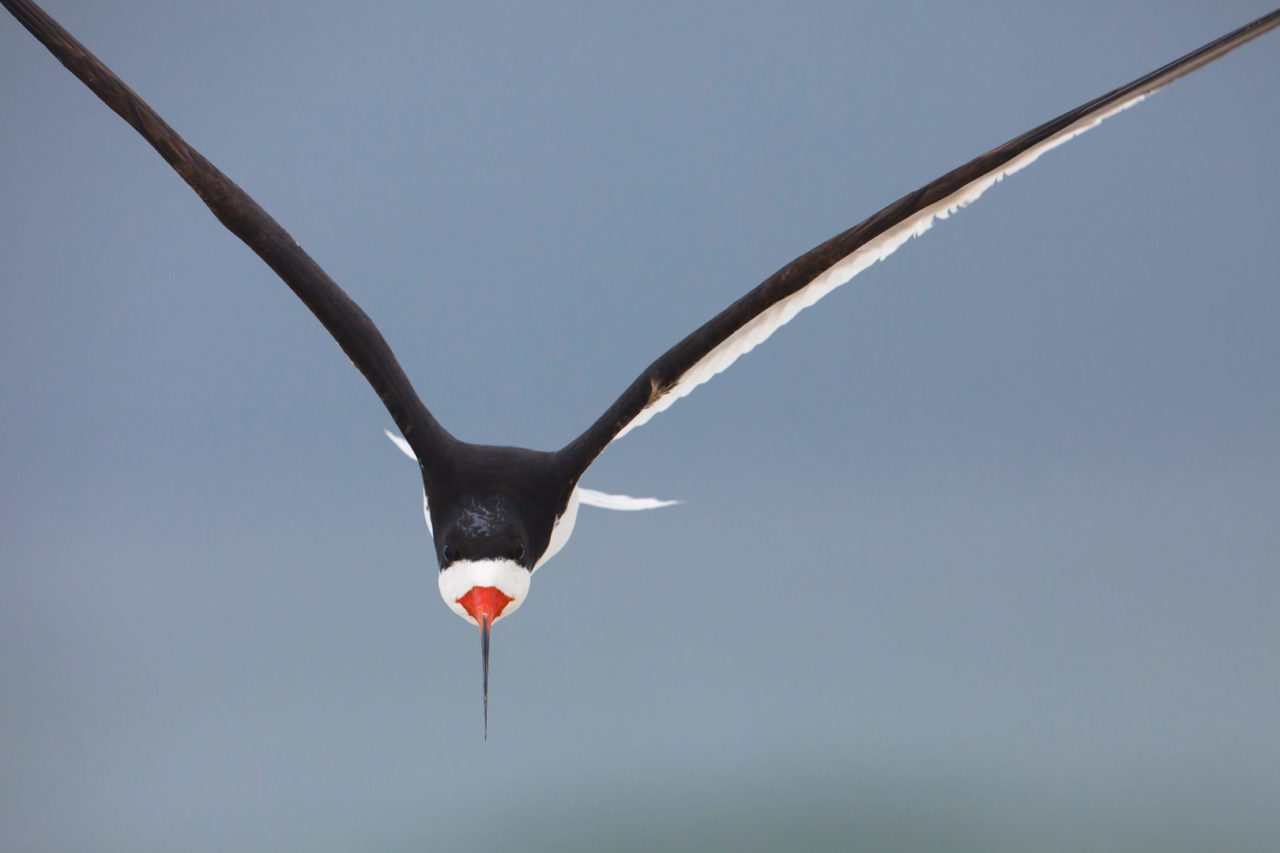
[4,0,1278,736]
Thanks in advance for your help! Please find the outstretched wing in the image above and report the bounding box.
[2,0,455,479]
[558,10,1280,477]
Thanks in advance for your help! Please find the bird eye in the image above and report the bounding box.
[443,543,458,562]
[513,543,526,562]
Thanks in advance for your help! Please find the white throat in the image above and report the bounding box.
[437,559,531,625]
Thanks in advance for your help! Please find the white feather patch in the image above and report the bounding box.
[612,91,1152,441]
[438,558,531,625]
[535,487,580,571]
[385,429,433,534]
[577,488,682,510]
[385,428,417,461]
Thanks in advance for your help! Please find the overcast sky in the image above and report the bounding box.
[3,2,1278,850]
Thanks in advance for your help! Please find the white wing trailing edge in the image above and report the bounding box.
[577,489,681,511]
[385,428,417,461]
[611,92,1151,443]
[558,10,1280,479]
[385,429,432,533]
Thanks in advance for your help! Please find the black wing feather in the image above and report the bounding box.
[2,0,455,478]
[558,8,1280,478]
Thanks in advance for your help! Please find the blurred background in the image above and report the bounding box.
[2,1,1277,850]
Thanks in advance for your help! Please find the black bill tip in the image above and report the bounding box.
[481,614,491,740]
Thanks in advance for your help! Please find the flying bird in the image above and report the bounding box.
[4,0,1278,736]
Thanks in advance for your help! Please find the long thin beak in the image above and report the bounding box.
[457,586,512,739]
[481,614,491,740]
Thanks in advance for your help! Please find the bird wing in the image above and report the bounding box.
[2,0,455,481]
[557,10,1280,478]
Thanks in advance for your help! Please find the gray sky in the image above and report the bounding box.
[2,2,1278,850]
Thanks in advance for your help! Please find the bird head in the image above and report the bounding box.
[433,495,536,625]
[419,444,579,735]
[429,490,547,738]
